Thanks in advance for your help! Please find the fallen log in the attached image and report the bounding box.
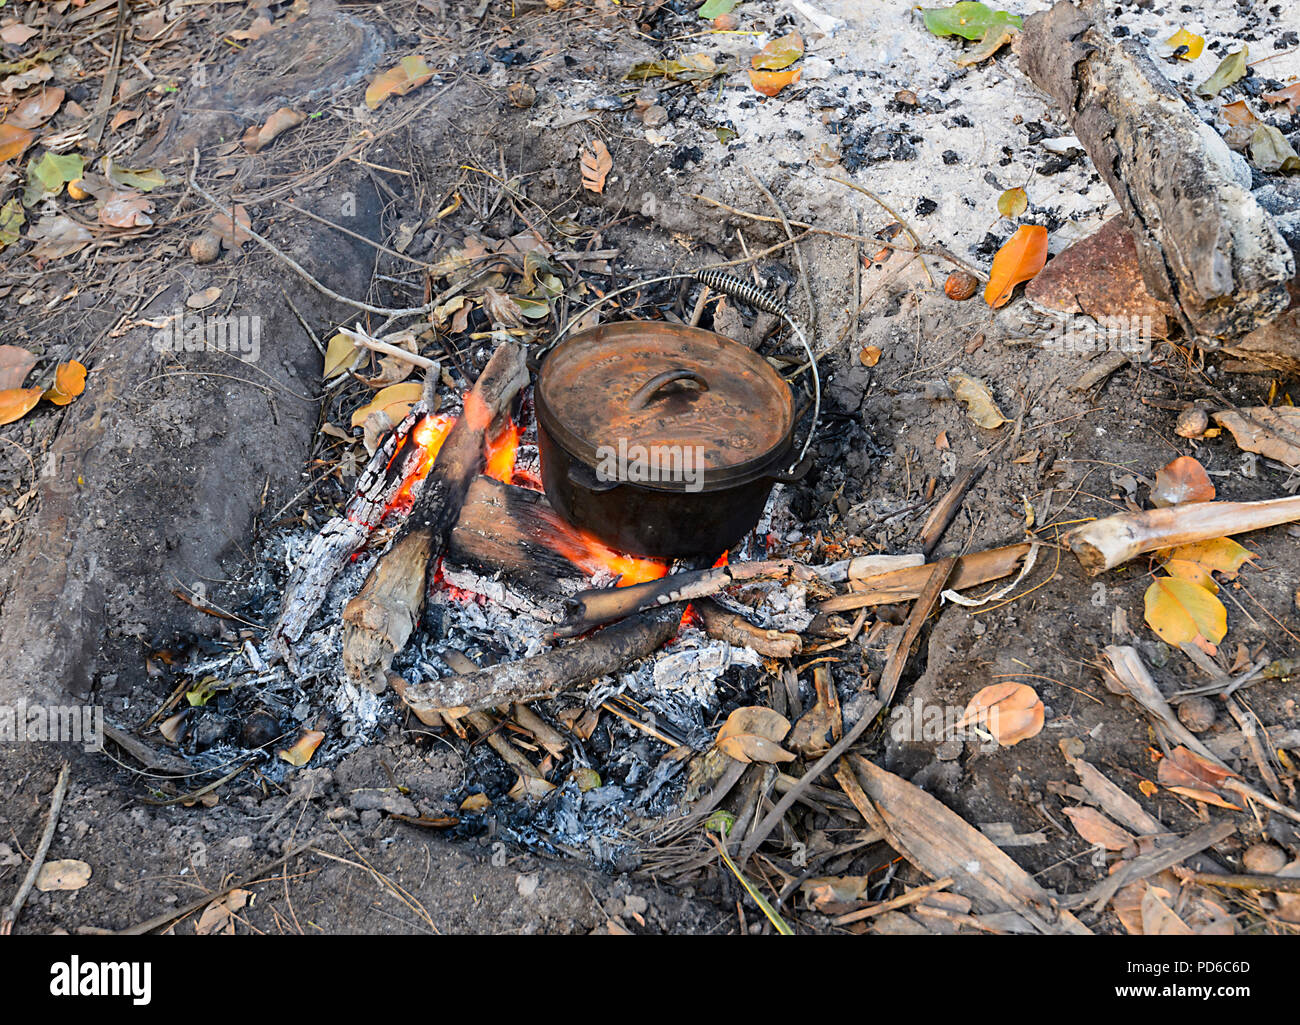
[341,342,529,691]
[1017,1,1295,342]
[394,604,684,715]
[1063,496,1300,575]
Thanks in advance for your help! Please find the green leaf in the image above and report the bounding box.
[1195,47,1247,99]
[1248,124,1300,173]
[922,2,1022,41]
[511,295,551,320]
[186,676,223,707]
[705,810,736,835]
[0,199,23,249]
[697,0,738,18]
[23,151,84,206]
[104,160,166,192]
[625,53,720,82]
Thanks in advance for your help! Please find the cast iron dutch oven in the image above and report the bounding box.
[534,321,811,560]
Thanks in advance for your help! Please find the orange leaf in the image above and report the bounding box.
[749,67,801,97]
[44,360,86,406]
[1220,99,1260,127]
[1165,786,1243,811]
[1158,745,1237,790]
[0,386,44,425]
[1151,455,1214,507]
[956,681,1044,746]
[277,729,324,767]
[0,123,36,164]
[983,225,1048,307]
[1262,82,1300,113]
[579,140,613,193]
[1063,806,1134,850]
[365,56,434,110]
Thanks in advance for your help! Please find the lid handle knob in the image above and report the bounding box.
[628,368,709,410]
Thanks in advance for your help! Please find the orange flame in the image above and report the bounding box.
[485,418,521,484]
[549,527,668,587]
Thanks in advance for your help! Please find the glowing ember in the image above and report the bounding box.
[549,527,668,587]
[380,413,455,520]
[485,418,521,484]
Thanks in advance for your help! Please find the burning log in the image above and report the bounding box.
[1017,1,1295,342]
[1063,496,1300,575]
[817,543,1034,614]
[555,560,810,637]
[694,598,802,658]
[342,343,530,691]
[394,604,684,715]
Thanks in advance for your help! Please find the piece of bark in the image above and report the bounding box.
[819,542,1032,613]
[1026,216,1172,336]
[1017,2,1295,342]
[1063,496,1300,574]
[341,343,529,691]
[694,597,802,658]
[849,755,1093,935]
[1221,282,1300,374]
[1079,822,1236,912]
[395,604,683,715]
[1212,406,1300,469]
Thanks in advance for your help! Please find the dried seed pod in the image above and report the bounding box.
[190,232,222,264]
[1177,695,1217,733]
[67,179,89,201]
[1175,405,1209,439]
[1242,842,1288,875]
[944,270,978,301]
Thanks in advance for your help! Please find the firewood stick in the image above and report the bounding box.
[1064,496,1300,575]
[396,605,683,715]
[818,543,1032,613]
[695,598,802,658]
[342,342,529,691]
[555,560,804,637]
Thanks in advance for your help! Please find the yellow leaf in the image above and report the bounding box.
[984,224,1048,308]
[1162,558,1218,593]
[0,386,43,425]
[1162,538,1255,579]
[1165,786,1242,811]
[1138,779,1158,798]
[277,729,324,766]
[1167,27,1205,60]
[350,381,423,428]
[751,32,804,71]
[1144,577,1227,647]
[997,187,1027,218]
[43,360,86,406]
[949,371,1007,429]
[365,56,434,110]
[323,332,359,379]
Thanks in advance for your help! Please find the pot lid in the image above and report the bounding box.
[536,322,794,482]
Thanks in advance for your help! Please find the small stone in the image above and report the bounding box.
[641,104,668,127]
[190,232,221,264]
[507,82,535,108]
[1242,842,1288,875]
[1175,406,1209,439]
[1177,696,1217,733]
[712,13,737,29]
[936,739,963,761]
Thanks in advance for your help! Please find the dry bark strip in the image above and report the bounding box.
[395,604,683,715]
[849,755,1093,935]
[1017,1,1294,342]
[818,543,1031,614]
[341,343,529,691]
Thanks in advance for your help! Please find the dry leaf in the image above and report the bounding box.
[1213,406,1300,468]
[109,108,140,132]
[350,381,423,428]
[242,107,305,153]
[997,187,1027,218]
[1164,786,1243,811]
[1166,27,1205,60]
[1150,455,1215,507]
[43,360,85,406]
[365,330,419,387]
[35,859,91,892]
[1157,745,1237,791]
[6,86,63,129]
[955,681,1044,746]
[323,332,360,380]
[948,371,1007,429]
[196,889,252,935]
[0,345,37,390]
[1144,577,1226,648]
[229,14,274,41]
[0,23,39,46]
[716,706,796,763]
[210,205,251,248]
[0,386,43,425]
[859,345,882,367]
[751,32,804,71]
[749,67,801,97]
[508,774,556,801]
[1062,806,1134,850]
[0,123,35,163]
[98,191,154,228]
[984,224,1048,308]
[366,56,434,109]
[1262,82,1300,114]
[460,793,492,812]
[580,139,613,193]
[277,728,324,767]
[185,287,222,310]
[1141,884,1193,935]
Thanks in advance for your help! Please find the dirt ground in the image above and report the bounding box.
[2,0,1299,934]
